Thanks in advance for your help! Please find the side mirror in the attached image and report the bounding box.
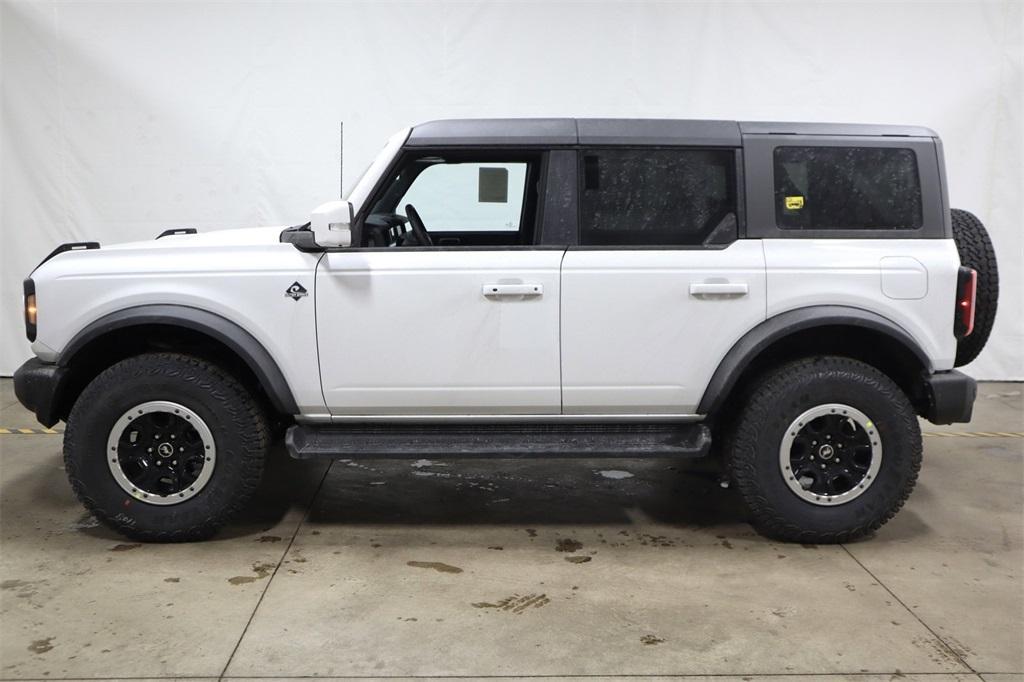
[310,201,354,248]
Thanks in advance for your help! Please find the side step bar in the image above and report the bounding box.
[285,423,712,460]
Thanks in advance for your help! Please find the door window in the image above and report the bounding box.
[579,149,738,247]
[366,154,539,247]
[400,162,528,232]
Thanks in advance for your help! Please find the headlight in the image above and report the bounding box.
[23,279,36,341]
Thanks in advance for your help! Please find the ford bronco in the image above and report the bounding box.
[14,119,998,543]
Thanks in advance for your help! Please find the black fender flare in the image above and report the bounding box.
[58,304,299,415]
[697,305,932,415]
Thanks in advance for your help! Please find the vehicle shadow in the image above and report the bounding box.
[6,439,928,545]
[297,449,749,530]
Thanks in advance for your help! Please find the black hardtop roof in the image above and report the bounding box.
[406,118,938,147]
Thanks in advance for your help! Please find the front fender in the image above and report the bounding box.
[58,304,300,416]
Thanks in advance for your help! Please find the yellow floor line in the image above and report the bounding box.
[923,431,1024,438]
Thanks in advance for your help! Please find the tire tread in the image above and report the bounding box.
[727,356,922,544]
[63,352,268,542]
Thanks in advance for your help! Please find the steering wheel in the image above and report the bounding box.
[404,204,433,247]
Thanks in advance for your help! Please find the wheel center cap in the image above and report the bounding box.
[157,442,174,458]
[818,444,835,460]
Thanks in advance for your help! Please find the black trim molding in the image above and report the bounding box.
[58,305,300,415]
[697,306,932,415]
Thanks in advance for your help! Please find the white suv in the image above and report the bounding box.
[14,119,997,543]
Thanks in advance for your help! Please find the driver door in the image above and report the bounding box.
[316,152,564,416]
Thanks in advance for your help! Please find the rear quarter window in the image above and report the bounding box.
[774,146,922,230]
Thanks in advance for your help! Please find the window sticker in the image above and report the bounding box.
[785,196,805,210]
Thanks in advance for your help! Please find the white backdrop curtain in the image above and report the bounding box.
[1,0,1021,379]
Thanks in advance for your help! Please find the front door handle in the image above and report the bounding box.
[482,283,543,298]
[689,282,749,297]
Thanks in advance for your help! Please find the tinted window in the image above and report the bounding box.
[774,147,922,230]
[580,149,737,246]
[399,161,529,232]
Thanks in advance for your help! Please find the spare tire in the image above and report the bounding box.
[951,208,998,367]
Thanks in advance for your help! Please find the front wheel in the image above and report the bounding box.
[64,353,269,542]
[726,356,921,543]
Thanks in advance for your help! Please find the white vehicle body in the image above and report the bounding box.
[29,232,960,419]
[24,119,964,423]
[16,118,989,543]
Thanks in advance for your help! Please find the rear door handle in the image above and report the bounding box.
[689,282,749,297]
[482,283,543,298]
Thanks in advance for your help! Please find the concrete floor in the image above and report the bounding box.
[0,378,1021,682]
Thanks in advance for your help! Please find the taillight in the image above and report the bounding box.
[955,267,977,338]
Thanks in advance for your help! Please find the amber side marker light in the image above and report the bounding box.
[25,295,37,324]
[23,279,37,342]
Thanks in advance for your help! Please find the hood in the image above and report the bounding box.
[28,225,297,282]
[102,225,287,251]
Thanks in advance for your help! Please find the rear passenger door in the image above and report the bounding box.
[560,147,766,415]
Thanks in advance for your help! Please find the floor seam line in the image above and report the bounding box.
[213,671,988,679]
[216,460,333,681]
[840,543,978,675]
[0,670,1002,680]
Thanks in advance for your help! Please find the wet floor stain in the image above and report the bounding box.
[163,577,180,583]
[912,635,965,667]
[110,543,141,552]
[407,561,463,574]
[228,561,276,585]
[257,535,281,543]
[472,593,550,613]
[638,533,675,547]
[640,634,665,645]
[68,513,100,532]
[565,556,592,564]
[525,528,537,537]
[2,579,39,600]
[597,470,634,479]
[944,635,975,659]
[28,637,54,654]
[555,538,583,553]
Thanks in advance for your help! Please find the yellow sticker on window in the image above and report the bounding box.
[785,196,805,210]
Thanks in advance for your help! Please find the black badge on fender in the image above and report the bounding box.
[285,282,308,301]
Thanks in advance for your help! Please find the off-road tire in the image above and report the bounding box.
[64,352,268,542]
[951,208,998,367]
[726,356,921,543]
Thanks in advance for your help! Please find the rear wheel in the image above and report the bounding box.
[64,353,268,541]
[726,356,921,543]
